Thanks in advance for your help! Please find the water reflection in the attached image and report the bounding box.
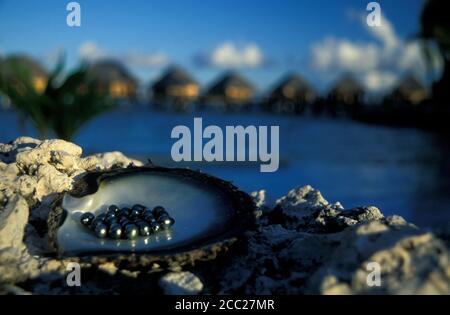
[1,108,449,227]
[411,134,450,225]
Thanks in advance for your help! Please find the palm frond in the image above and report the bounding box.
[0,57,116,141]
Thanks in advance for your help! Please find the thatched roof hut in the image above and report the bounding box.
[0,54,48,93]
[266,73,315,113]
[151,66,199,102]
[388,75,428,105]
[205,72,254,106]
[327,74,364,106]
[88,59,138,99]
[268,73,315,102]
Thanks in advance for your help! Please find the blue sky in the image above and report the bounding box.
[0,0,428,94]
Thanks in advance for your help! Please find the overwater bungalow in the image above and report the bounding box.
[386,75,428,106]
[151,66,199,111]
[265,73,316,114]
[325,74,364,116]
[88,59,138,101]
[0,54,48,93]
[355,76,430,128]
[203,72,254,111]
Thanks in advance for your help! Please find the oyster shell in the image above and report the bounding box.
[48,165,256,265]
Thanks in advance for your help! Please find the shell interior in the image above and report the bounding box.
[57,170,240,256]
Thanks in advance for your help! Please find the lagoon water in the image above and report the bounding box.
[1,107,449,227]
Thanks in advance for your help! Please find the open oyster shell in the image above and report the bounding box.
[48,165,256,266]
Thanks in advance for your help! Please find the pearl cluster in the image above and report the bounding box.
[79,204,175,240]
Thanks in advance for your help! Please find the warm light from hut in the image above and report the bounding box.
[32,76,47,93]
[167,83,199,99]
[225,86,252,102]
[282,86,296,99]
[408,91,427,105]
[110,80,130,98]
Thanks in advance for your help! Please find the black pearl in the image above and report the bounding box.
[90,217,104,230]
[132,204,146,212]
[117,208,129,219]
[105,213,118,225]
[158,214,175,228]
[150,221,161,233]
[144,213,157,224]
[124,224,139,240]
[137,221,151,236]
[129,208,141,220]
[152,206,167,218]
[96,213,106,221]
[109,224,122,239]
[106,211,117,219]
[94,223,108,238]
[121,207,131,217]
[142,209,153,216]
[119,217,131,225]
[108,205,120,215]
[80,212,95,226]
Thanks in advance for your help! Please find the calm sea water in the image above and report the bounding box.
[1,107,449,228]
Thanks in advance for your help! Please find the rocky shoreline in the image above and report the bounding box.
[1,137,449,294]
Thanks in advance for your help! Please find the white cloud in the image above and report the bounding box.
[79,41,107,61]
[311,38,379,73]
[196,42,267,68]
[125,52,169,68]
[309,13,442,95]
[364,15,399,50]
[364,71,398,92]
[397,42,426,72]
[78,41,169,69]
